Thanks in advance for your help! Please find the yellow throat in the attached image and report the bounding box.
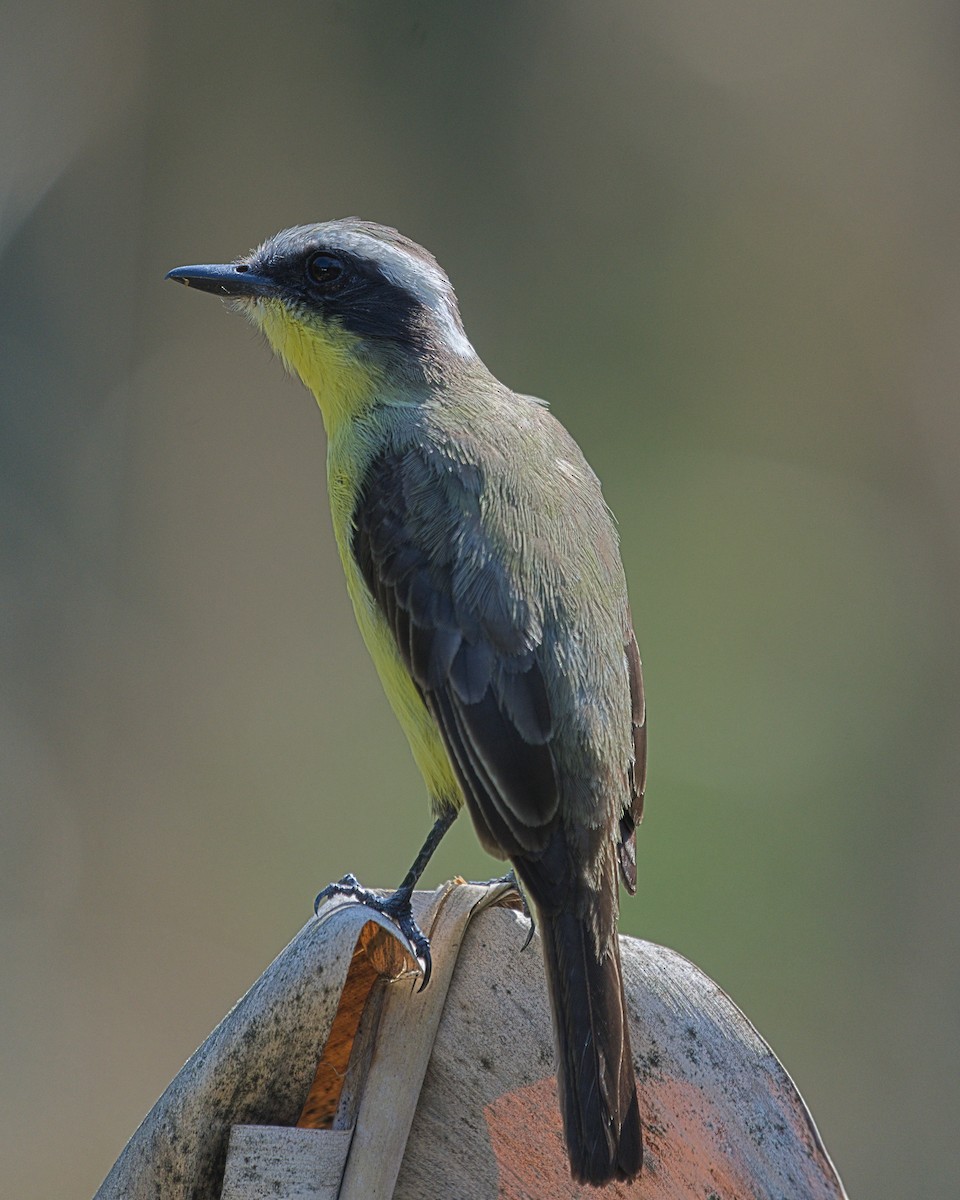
[251,297,380,438]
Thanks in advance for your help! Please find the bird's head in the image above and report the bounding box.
[166,219,477,432]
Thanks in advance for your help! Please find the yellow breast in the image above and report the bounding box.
[327,428,463,813]
[253,298,461,812]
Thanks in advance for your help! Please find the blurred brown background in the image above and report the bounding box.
[3,2,958,1196]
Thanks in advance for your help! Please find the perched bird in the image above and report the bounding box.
[167,220,646,1185]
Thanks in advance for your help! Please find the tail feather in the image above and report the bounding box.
[538,905,643,1185]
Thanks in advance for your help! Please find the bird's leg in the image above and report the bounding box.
[314,807,458,989]
[469,866,537,949]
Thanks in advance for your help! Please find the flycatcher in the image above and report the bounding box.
[167,220,646,1185]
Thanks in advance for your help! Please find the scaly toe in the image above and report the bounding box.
[313,877,433,987]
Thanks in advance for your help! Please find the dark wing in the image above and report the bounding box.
[351,445,559,858]
[617,623,646,895]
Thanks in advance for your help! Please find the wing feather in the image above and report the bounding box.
[352,445,558,856]
[617,623,646,894]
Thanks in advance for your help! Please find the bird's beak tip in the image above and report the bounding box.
[164,262,266,297]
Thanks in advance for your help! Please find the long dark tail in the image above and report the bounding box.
[531,885,643,1185]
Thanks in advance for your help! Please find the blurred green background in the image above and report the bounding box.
[3,2,958,1196]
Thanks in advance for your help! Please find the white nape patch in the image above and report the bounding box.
[324,229,477,359]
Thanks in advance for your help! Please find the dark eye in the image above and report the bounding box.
[306,252,345,289]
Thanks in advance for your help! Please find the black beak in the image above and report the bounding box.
[165,262,274,298]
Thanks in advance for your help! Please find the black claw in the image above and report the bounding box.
[314,872,363,915]
[313,875,434,987]
[470,868,537,948]
[515,887,537,950]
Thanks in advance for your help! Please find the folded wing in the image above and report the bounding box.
[351,444,559,857]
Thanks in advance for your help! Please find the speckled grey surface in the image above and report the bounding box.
[395,908,847,1199]
[95,893,846,1200]
[94,898,382,1200]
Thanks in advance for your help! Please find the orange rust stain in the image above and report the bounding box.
[484,1072,770,1198]
[641,1074,761,1198]
[484,1077,641,1198]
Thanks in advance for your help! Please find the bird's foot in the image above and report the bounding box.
[470,867,537,950]
[314,874,434,989]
